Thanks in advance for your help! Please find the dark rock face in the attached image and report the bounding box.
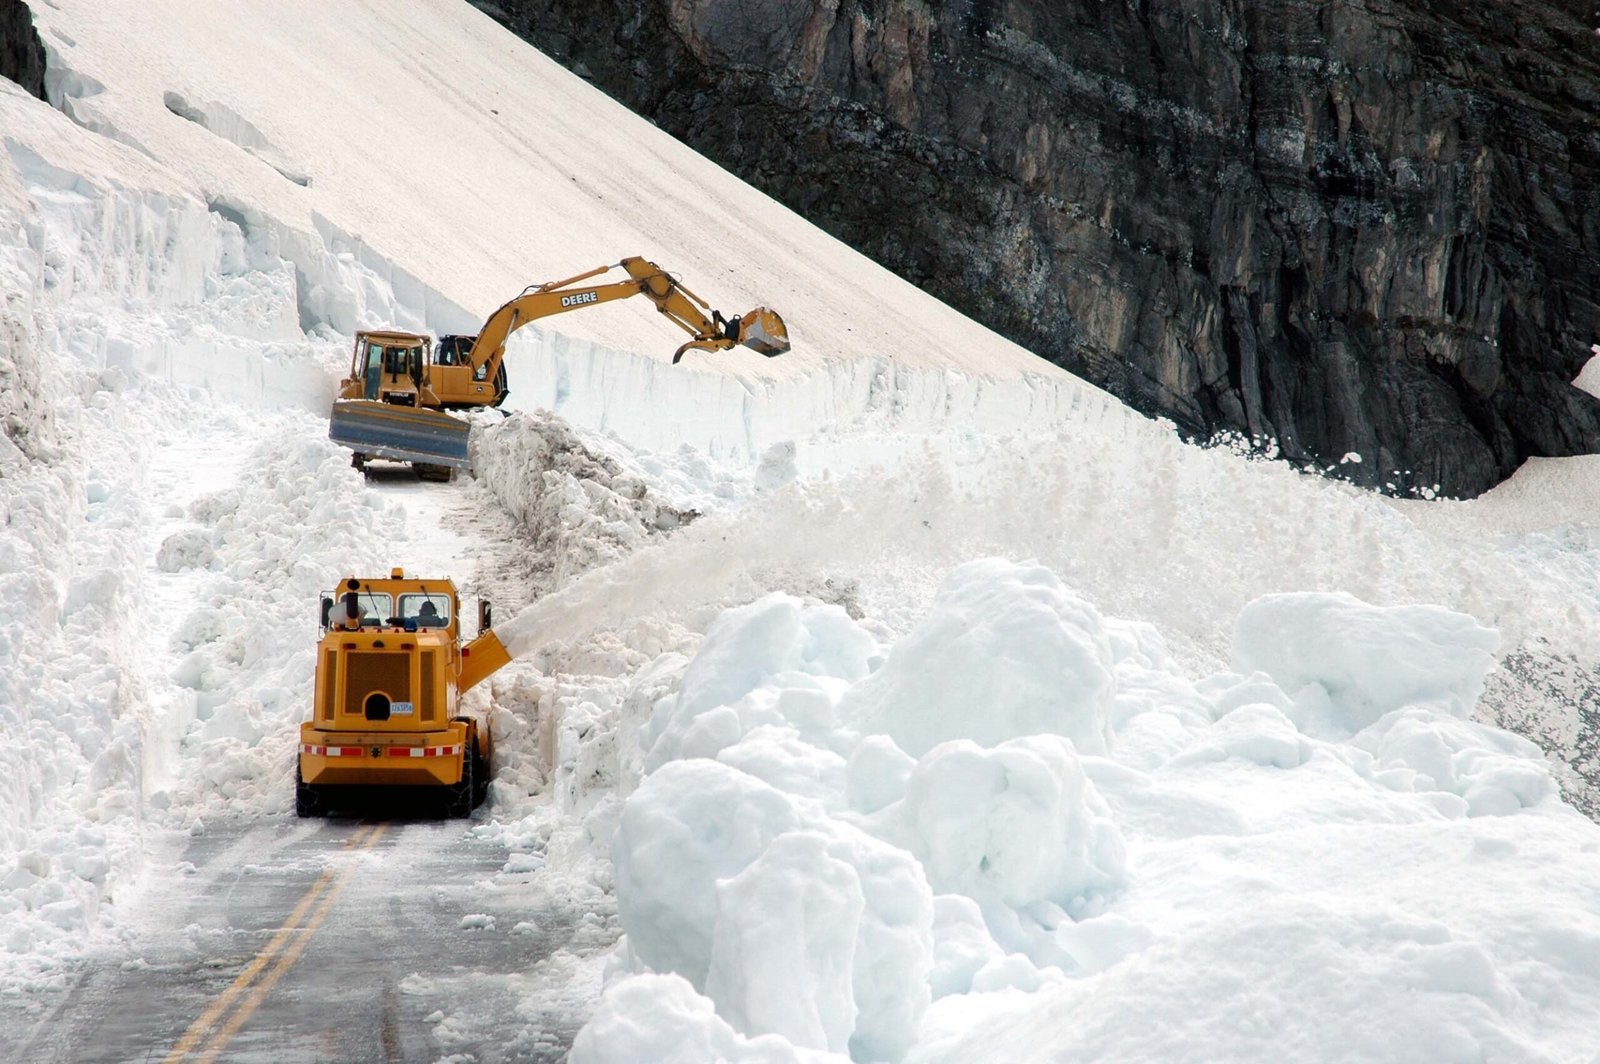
[488,0,1600,497]
[0,0,44,101]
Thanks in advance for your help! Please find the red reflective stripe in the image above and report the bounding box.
[307,743,463,758]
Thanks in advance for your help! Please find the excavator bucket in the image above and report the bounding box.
[328,400,472,469]
[738,307,790,357]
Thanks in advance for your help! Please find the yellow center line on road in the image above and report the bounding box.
[163,823,387,1063]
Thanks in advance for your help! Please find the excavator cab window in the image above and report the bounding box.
[362,342,384,400]
[437,334,473,367]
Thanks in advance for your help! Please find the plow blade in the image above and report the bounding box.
[328,400,472,469]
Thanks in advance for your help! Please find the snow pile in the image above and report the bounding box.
[470,409,698,593]
[571,560,1599,1062]
[159,436,392,818]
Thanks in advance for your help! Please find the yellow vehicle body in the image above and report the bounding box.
[296,569,513,817]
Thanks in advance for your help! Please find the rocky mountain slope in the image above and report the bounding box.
[0,0,44,100]
[487,0,1600,498]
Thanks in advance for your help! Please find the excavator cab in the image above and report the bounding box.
[341,330,432,406]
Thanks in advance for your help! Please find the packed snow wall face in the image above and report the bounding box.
[490,0,1600,499]
[0,0,45,100]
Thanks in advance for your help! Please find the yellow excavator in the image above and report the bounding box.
[328,257,790,477]
[296,568,512,817]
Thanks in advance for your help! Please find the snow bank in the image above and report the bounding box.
[0,89,410,976]
[501,328,1148,466]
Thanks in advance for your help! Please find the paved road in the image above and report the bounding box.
[3,814,578,1063]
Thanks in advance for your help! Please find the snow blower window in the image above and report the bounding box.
[323,590,393,627]
[399,593,451,628]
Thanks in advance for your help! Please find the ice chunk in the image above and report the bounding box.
[613,760,804,987]
[706,831,863,1052]
[1232,592,1499,733]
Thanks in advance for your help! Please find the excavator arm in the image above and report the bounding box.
[463,256,790,386]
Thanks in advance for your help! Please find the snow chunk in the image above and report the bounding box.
[928,894,1006,998]
[844,735,916,815]
[1353,709,1556,815]
[838,559,1116,757]
[639,594,877,771]
[155,527,215,571]
[706,831,862,1052]
[613,760,806,987]
[570,973,840,1063]
[866,736,1127,915]
[611,760,932,1060]
[717,726,849,810]
[1167,703,1312,770]
[1232,592,1499,734]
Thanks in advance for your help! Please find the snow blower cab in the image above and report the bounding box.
[296,569,512,818]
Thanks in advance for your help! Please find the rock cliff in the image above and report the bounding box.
[487,0,1600,497]
[0,0,44,101]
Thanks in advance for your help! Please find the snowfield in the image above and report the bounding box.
[4,0,1600,1060]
